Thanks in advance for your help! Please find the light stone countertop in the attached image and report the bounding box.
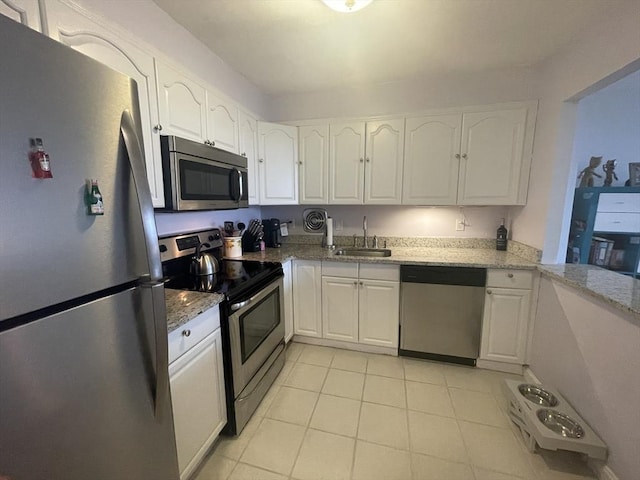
[231,244,538,269]
[165,288,224,334]
[538,264,640,320]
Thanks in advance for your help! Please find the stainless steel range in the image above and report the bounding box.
[159,229,285,435]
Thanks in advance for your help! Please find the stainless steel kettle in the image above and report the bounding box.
[190,243,219,276]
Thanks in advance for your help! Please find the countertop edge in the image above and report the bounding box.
[165,289,225,334]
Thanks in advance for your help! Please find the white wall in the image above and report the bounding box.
[261,205,508,239]
[511,2,640,261]
[268,66,534,121]
[155,207,261,237]
[64,0,269,118]
[529,277,640,480]
[571,70,640,188]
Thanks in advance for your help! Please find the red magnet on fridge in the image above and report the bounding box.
[29,138,53,178]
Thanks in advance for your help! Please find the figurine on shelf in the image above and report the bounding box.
[577,156,603,187]
[602,159,618,186]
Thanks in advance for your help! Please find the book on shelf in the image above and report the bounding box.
[589,237,615,266]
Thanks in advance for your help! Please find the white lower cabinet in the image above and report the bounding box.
[168,307,226,480]
[322,276,359,343]
[282,260,294,342]
[295,261,400,349]
[358,279,400,348]
[292,260,322,338]
[480,269,534,365]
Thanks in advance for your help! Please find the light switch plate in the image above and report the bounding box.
[456,219,465,231]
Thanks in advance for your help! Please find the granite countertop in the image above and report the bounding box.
[232,244,539,269]
[538,264,640,320]
[165,288,224,334]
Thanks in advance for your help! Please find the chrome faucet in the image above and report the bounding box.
[363,216,369,248]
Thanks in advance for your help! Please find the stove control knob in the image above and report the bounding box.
[159,245,167,253]
[210,233,221,241]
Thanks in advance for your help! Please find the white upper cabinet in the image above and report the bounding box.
[364,119,404,205]
[206,90,239,153]
[403,114,462,205]
[45,0,165,207]
[155,60,207,144]
[329,122,366,204]
[328,119,404,204]
[239,110,259,205]
[458,107,528,205]
[299,125,329,204]
[0,0,42,31]
[257,121,298,205]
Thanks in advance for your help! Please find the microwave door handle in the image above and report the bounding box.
[230,168,241,202]
[238,170,244,200]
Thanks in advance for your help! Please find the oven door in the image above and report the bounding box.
[228,277,284,397]
[169,153,247,210]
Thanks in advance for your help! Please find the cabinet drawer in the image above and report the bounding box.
[322,261,359,278]
[169,306,220,364]
[594,212,640,233]
[597,193,640,213]
[487,269,533,289]
[359,263,400,281]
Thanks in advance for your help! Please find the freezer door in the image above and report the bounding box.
[0,16,152,321]
[0,286,179,480]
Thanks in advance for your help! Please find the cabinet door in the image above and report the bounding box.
[299,125,329,204]
[359,279,399,348]
[155,60,207,143]
[0,0,41,31]
[329,122,365,204]
[258,121,298,205]
[292,260,322,337]
[403,114,461,205]
[365,119,404,204]
[169,329,226,479]
[206,90,239,153]
[458,108,527,205]
[322,276,359,343]
[282,260,294,343]
[238,110,259,205]
[45,0,165,207]
[480,287,530,364]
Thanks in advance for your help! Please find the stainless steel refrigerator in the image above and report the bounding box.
[0,16,179,480]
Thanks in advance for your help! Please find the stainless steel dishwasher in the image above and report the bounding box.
[399,266,486,366]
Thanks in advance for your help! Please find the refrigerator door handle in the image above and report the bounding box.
[120,110,162,282]
[120,110,169,418]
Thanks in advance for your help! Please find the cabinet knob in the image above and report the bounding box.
[182,329,191,337]
[508,273,514,278]
[259,158,264,163]
[359,158,364,163]
[487,289,492,295]
[153,124,163,132]
[462,153,468,159]
[359,281,363,286]
[455,153,461,159]
[242,152,247,157]
[366,158,370,163]
[353,281,358,286]
[299,161,303,165]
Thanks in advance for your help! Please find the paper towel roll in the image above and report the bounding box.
[326,217,334,246]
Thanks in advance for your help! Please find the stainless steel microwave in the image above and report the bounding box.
[158,135,248,211]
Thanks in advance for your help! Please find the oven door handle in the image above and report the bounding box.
[229,276,282,312]
[230,299,251,311]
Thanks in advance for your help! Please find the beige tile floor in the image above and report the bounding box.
[195,342,596,480]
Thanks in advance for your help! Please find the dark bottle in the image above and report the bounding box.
[496,218,508,251]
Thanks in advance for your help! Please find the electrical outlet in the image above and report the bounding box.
[335,219,344,231]
[289,218,295,229]
[455,219,465,231]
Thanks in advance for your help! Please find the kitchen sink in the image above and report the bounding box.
[334,248,392,257]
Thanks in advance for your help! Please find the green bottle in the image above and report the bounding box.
[88,179,104,215]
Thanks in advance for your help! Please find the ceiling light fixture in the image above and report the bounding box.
[322,0,373,13]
